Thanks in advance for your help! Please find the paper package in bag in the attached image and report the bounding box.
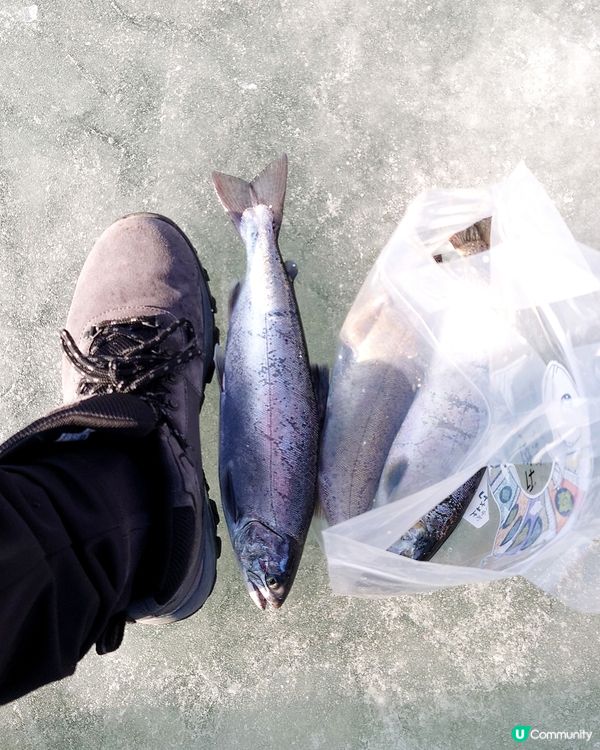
[319,164,600,612]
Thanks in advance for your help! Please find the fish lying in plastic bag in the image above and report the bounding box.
[319,163,600,612]
[319,218,491,558]
[374,220,492,558]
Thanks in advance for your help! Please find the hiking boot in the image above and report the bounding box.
[60,212,220,624]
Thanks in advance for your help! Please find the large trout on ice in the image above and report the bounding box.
[213,155,327,609]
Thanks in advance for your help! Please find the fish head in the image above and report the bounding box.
[234,521,302,610]
[388,520,434,560]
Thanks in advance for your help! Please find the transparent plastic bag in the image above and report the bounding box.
[319,164,600,612]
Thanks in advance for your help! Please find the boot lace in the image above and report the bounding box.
[60,316,201,441]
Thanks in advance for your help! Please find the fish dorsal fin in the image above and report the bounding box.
[212,154,288,237]
[285,260,298,281]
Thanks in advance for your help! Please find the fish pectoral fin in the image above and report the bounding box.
[228,281,241,317]
[382,459,408,499]
[214,343,225,391]
[219,462,239,524]
[212,154,288,238]
[311,364,330,429]
[285,260,298,282]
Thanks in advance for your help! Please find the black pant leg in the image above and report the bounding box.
[0,435,158,705]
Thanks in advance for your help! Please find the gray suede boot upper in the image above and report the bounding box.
[61,213,220,624]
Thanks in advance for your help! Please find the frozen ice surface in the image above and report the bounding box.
[1,0,600,748]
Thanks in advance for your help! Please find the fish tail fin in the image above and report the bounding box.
[212,154,288,236]
[448,216,492,257]
[250,154,287,234]
[211,172,256,232]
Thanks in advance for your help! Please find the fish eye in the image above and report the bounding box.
[265,574,287,595]
[561,393,572,401]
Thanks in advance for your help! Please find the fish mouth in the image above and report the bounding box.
[248,581,268,610]
[247,580,284,611]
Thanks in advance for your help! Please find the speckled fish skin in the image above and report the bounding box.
[213,155,321,610]
[378,218,491,560]
[318,295,423,525]
[375,219,491,509]
[318,219,491,528]
[375,366,489,505]
[387,468,486,560]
